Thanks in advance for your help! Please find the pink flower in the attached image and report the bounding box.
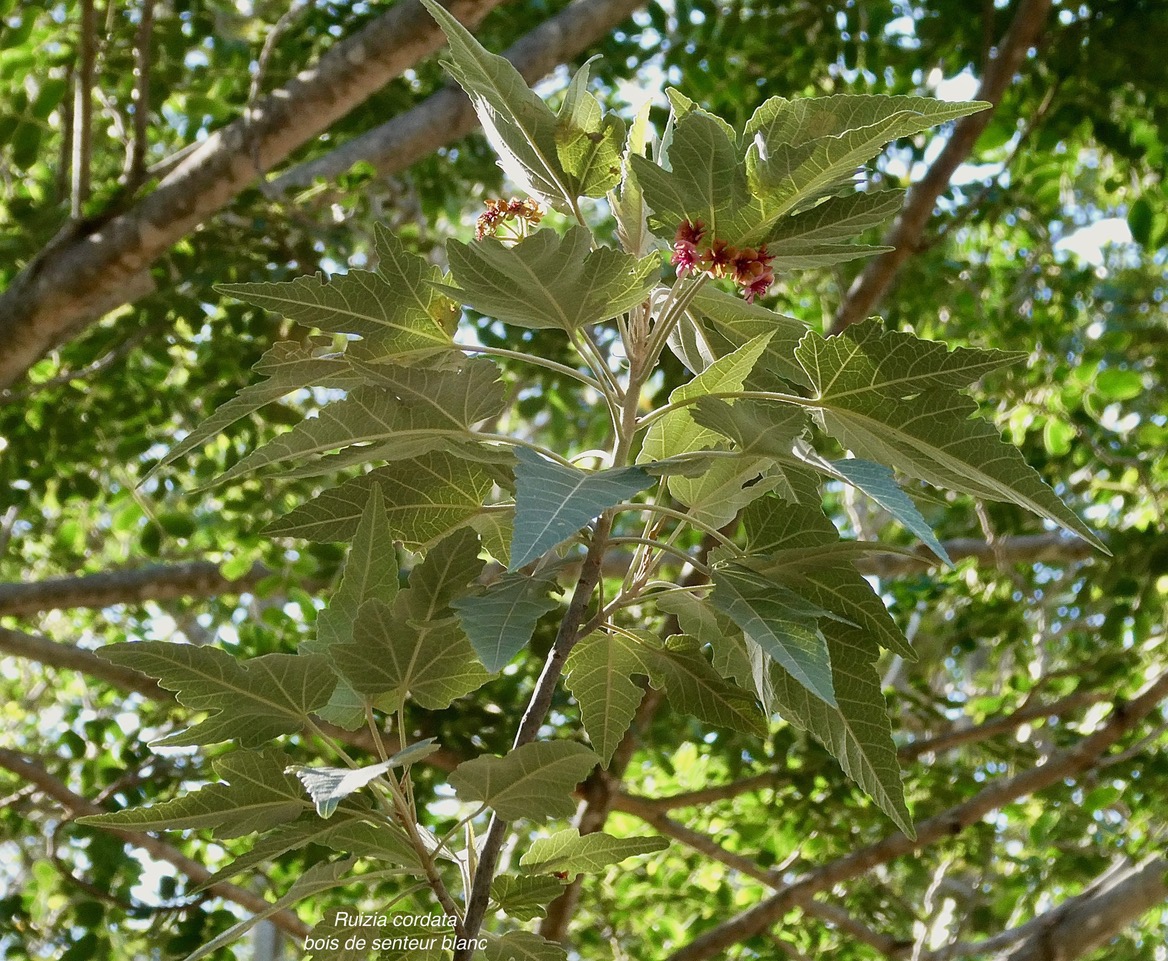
[671,220,706,275]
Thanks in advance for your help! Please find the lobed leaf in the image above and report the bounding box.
[564,631,648,765]
[510,448,654,569]
[148,341,364,477]
[448,741,599,820]
[76,749,308,838]
[305,484,399,728]
[209,359,504,486]
[452,572,559,672]
[768,623,914,836]
[710,565,838,707]
[333,528,490,712]
[519,827,668,878]
[489,875,568,921]
[97,643,333,748]
[442,226,658,332]
[797,322,1106,551]
[266,449,503,546]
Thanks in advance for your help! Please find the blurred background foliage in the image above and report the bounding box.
[1,1,1165,959]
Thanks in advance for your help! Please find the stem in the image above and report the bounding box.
[457,514,614,952]
[643,273,708,374]
[473,434,576,468]
[571,327,623,406]
[637,389,816,433]
[383,774,465,930]
[606,537,710,577]
[457,320,647,955]
[365,703,389,763]
[456,343,605,393]
[611,502,740,551]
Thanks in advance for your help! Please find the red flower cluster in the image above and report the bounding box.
[671,220,775,303]
[475,198,543,240]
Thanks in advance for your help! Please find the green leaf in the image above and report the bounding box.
[470,509,513,566]
[510,448,653,569]
[266,450,502,546]
[564,631,648,765]
[556,59,625,197]
[217,233,455,361]
[96,644,333,748]
[611,100,655,257]
[148,342,363,477]
[195,814,420,891]
[76,749,308,838]
[290,741,438,818]
[687,286,811,389]
[710,565,837,706]
[448,741,599,820]
[489,875,568,921]
[640,333,772,464]
[452,572,559,672]
[743,94,987,221]
[442,226,658,331]
[691,396,808,500]
[667,457,786,530]
[519,828,669,878]
[827,457,951,564]
[742,483,915,660]
[797,321,1107,551]
[768,624,914,836]
[1094,368,1143,402]
[640,632,767,736]
[655,592,754,692]
[483,931,567,961]
[797,318,1024,398]
[209,359,504,486]
[639,332,777,525]
[633,93,985,245]
[306,485,399,729]
[333,528,490,712]
[420,0,576,211]
[767,190,904,247]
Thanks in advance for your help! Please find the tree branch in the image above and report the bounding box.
[853,533,1101,578]
[614,792,909,957]
[0,533,1108,618]
[619,773,782,813]
[830,0,1053,334]
[0,560,328,616]
[897,688,1107,761]
[0,0,504,392]
[928,856,1168,961]
[0,748,311,940]
[274,0,644,191]
[666,668,1168,961]
[0,626,170,699]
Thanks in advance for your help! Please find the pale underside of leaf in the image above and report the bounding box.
[510,448,653,569]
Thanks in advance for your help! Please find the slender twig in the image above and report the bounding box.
[605,537,710,577]
[637,388,815,432]
[128,0,155,187]
[71,0,96,216]
[456,343,604,392]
